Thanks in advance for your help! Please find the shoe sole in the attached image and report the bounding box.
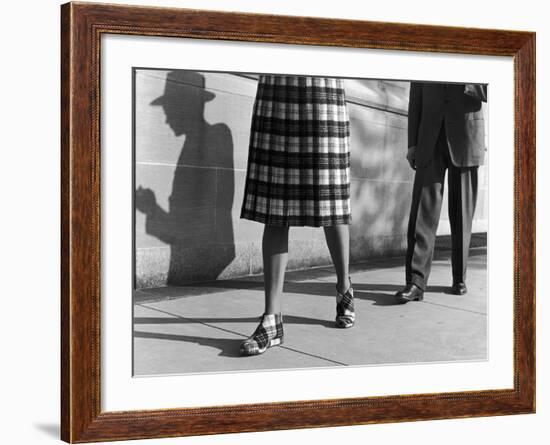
[395,294,424,304]
[240,337,283,356]
[335,321,355,328]
[269,337,283,347]
[335,317,355,328]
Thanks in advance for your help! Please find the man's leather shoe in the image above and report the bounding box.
[451,282,467,295]
[394,284,424,304]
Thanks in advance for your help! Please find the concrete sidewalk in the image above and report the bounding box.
[133,244,487,376]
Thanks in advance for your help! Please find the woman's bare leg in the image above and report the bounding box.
[262,225,289,314]
[323,224,350,293]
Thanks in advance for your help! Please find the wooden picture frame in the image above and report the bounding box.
[61,1,535,442]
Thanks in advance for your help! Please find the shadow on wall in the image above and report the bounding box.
[346,80,413,260]
[135,71,236,285]
[134,76,487,288]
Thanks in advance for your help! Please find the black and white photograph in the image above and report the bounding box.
[132,69,488,376]
[4,0,545,443]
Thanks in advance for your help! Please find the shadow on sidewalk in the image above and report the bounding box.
[135,275,481,306]
[135,242,486,304]
[135,314,335,327]
[134,330,245,358]
[134,313,339,358]
[133,241,487,367]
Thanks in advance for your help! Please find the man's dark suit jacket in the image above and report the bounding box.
[408,82,488,168]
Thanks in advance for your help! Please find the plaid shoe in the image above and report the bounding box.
[240,313,284,356]
[336,280,355,328]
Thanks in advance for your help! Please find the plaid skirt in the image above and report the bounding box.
[240,75,351,227]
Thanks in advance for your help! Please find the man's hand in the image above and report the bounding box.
[135,186,157,215]
[406,146,417,170]
[464,84,487,102]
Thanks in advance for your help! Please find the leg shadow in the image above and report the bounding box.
[133,313,336,359]
[134,314,335,329]
[134,330,244,358]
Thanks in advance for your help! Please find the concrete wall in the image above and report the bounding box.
[134,70,488,289]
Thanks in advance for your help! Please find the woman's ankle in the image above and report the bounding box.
[336,277,352,294]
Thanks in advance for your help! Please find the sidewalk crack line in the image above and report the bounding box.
[136,304,348,366]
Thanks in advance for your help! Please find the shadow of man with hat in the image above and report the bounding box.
[136,70,236,285]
